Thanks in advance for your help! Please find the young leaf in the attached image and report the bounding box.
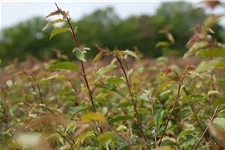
[119,50,138,58]
[183,41,208,58]
[42,19,64,31]
[73,47,87,62]
[96,64,117,81]
[45,10,61,18]
[49,28,69,40]
[92,51,104,63]
[124,50,138,58]
[167,33,175,44]
[203,14,223,29]
[48,62,79,71]
[108,115,133,124]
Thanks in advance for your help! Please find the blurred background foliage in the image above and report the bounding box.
[0,1,224,62]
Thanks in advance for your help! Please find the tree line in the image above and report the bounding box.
[0,2,224,62]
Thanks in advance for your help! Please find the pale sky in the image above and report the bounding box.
[0,0,224,30]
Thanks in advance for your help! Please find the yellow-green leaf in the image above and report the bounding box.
[98,132,115,148]
[81,112,106,123]
[50,28,69,40]
[156,41,170,47]
[196,48,225,58]
[42,19,64,31]
[183,41,208,58]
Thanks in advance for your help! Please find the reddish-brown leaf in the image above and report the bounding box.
[45,10,61,18]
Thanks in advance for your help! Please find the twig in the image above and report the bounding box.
[67,77,81,105]
[30,74,43,104]
[55,130,73,149]
[192,105,220,150]
[183,85,209,142]
[27,75,37,101]
[158,65,189,146]
[192,57,220,150]
[116,56,150,148]
[54,3,95,111]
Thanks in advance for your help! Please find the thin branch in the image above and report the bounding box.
[193,57,220,149]
[183,85,209,142]
[192,105,220,150]
[67,77,81,105]
[158,65,189,146]
[30,74,43,104]
[55,130,73,149]
[55,2,95,111]
[116,56,150,148]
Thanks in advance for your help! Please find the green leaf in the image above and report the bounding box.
[156,41,170,47]
[70,106,92,114]
[49,28,69,40]
[214,97,225,106]
[42,19,64,31]
[96,83,124,97]
[96,65,117,81]
[196,48,225,58]
[0,59,1,65]
[81,112,106,123]
[107,77,124,85]
[93,98,112,104]
[108,115,133,124]
[154,109,166,130]
[73,47,87,62]
[98,132,115,148]
[117,101,132,108]
[48,62,79,71]
[156,81,175,93]
[177,130,196,141]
